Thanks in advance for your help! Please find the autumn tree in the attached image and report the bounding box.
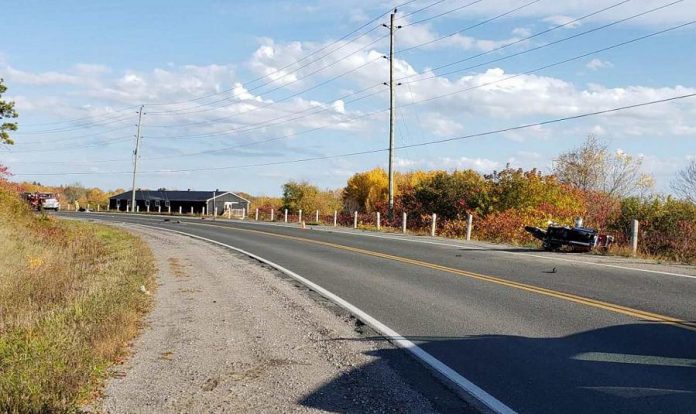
[343,168,389,213]
[553,135,653,197]
[410,170,490,219]
[282,181,320,212]
[672,159,696,203]
[0,78,18,145]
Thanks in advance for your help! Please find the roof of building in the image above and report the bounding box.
[110,190,249,202]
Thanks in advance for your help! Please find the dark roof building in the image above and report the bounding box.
[109,189,250,215]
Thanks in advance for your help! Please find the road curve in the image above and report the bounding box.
[64,212,696,414]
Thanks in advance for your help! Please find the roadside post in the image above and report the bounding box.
[299,209,303,223]
[179,206,182,215]
[631,219,639,256]
[242,208,245,219]
[158,205,161,214]
[227,208,231,219]
[136,205,139,213]
[203,206,206,216]
[333,210,337,227]
[402,212,407,234]
[376,212,381,230]
[190,206,194,215]
[466,213,473,241]
[168,205,171,214]
[146,205,150,213]
[354,211,358,229]
[87,203,91,211]
[214,207,218,217]
[431,213,437,237]
[271,209,275,221]
[315,210,319,223]
[97,205,100,212]
[255,208,259,221]
[284,209,288,223]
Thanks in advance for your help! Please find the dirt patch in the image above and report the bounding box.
[96,225,469,413]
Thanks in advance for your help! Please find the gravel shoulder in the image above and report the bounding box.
[95,224,469,413]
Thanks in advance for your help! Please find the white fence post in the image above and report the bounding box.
[241,208,245,219]
[87,203,91,210]
[353,211,358,229]
[315,210,319,223]
[466,213,473,241]
[227,208,231,219]
[158,205,161,214]
[179,206,182,215]
[631,219,639,256]
[147,205,150,213]
[190,206,194,215]
[431,213,437,237]
[97,205,100,212]
[284,209,288,223]
[255,208,259,221]
[299,209,303,223]
[168,205,172,214]
[376,212,381,230]
[402,212,407,234]
[214,207,217,217]
[271,209,275,221]
[333,210,338,227]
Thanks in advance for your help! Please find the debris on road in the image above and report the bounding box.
[525,223,614,252]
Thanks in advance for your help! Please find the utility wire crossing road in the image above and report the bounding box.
[69,213,696,414]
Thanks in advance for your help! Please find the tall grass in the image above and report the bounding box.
[0,185,155,412]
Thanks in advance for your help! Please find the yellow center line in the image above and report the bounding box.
[191,221,696,333]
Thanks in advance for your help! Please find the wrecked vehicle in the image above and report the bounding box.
[524,223,614,252]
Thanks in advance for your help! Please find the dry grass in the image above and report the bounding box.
[0,186,156,413]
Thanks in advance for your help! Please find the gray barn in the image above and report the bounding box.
[109,190,250,215]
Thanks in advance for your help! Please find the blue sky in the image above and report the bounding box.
[1,0,695,196]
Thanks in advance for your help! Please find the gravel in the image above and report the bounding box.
[96,225,469,413]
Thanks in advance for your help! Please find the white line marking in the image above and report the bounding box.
[127,222,517,414]
[87,212,696,280]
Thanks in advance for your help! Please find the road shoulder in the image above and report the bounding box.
[96,224,468,413]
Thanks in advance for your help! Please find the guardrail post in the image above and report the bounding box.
[631,219,639,256]
[97,205,100,212]
[136,205,140,213]
[376,212,381,230]
[333,210,337,227]
[353,211,358,229]
[158,205,161,214]
[284,209,288,223]
[214,207,217,217]
[315,210,319,223]
[146,205,150,213]
[241,208,245,219]
[255,208,259,221]
[168,205,171,214]
[431,213,437,237]
[402,212,407,234]
[190,206,194,215]
[298,209,303,223]
[466,213,473,241]
[271,209,275,221]
[179,206,182,215]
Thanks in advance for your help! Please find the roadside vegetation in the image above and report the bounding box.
[0,175,156,412]
[253,137,696,264]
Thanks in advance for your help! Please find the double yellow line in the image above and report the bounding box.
[193,221,696,333]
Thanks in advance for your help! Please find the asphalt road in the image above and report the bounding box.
[63,212,696,414]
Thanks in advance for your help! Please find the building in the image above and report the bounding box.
[108,189,250,215]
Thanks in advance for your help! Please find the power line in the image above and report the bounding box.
[9,17,692,157]
[11,92,695,176]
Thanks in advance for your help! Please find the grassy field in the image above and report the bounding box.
[0,186,156,413]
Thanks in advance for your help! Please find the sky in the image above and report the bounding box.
[1,0,695,196]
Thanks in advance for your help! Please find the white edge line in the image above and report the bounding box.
[128,222,517,414]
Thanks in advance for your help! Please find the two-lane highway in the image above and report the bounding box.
[66,212,696,414]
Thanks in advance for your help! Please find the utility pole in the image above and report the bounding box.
[131,105,144,213]
[386,10,400,214]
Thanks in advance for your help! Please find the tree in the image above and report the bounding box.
[412,170,490,219]
[343,168,389,213]
[672,159,696,203]
[0,78,19,145]
[553,135,653,197]
[281,181,320,212]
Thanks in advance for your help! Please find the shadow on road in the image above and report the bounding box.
[299,323,696,414]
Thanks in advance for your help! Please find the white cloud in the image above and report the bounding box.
[586,58,613,71]
[543,15,582,29]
